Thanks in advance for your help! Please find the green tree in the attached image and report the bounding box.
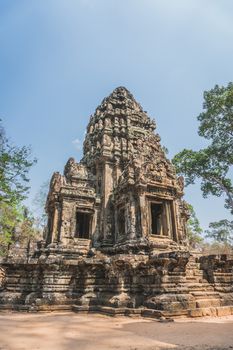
[0,202,21,255]
[0,204,41,256]
[0,119,36,205]
[19,208,40,241]
[173,148,233,213]
[186,204,203,248]
[172,83,233,214]
[198,83,233,166]
[205,219,233,245]
[33,180,49,229]
[0,119,37,254]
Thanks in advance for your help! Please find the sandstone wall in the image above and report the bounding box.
[1,252,233,318]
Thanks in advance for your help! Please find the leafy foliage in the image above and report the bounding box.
[0,120,38,255]
[18,207,41,243]
[172,83,233,214]
[201,241,233,255]
[186,204,203,248]
[173,147,233,213]
[0,202,21,255]
[198,82,233,165]
[0,120,36,205]
[0,203,40,256]
[33,180,49,229]
[205,219,233,245]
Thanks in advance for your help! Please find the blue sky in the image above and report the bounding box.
[0,0,232,230]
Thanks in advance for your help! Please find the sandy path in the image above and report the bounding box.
[0,312,233,350]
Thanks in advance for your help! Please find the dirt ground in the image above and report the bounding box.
[0,312,233,350]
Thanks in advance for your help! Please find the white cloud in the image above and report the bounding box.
[72,138,82,151]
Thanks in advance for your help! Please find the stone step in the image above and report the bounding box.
[189,306,233,317]
[198,280,213,285]
[195,298,221,308]
[185,284,214,292]
[186,262,201,267]
[193,270,204,275]
[186,276,198,282]
[186,266,199,269]
[191,291,220,299]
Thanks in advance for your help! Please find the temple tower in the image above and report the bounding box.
[45,87,189,252]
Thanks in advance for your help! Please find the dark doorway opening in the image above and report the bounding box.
[118,208,125,237]
[75,212,91,239]
[151,203,163,235]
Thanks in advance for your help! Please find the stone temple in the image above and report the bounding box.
[46,86,188,253]
[0,87,233,318]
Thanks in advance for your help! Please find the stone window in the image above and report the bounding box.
[75,212,91,239]
[97,177,102,195]
[118,207,126,237]
[151,203,163,235]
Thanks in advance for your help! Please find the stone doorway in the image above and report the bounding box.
[118,207,126,238]
[151,203,163,235]
[75,212,91,239]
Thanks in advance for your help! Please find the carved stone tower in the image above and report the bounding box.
[46,87,188,253]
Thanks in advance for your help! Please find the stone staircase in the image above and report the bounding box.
[184,255,233,317]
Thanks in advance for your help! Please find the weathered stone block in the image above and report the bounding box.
[216,306,232,317]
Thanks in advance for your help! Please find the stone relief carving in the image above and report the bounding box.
[64,158,88,179]
[177,176,185,192]
[105,118,111,128]
[103,134,112,147]
[50,172,66,193]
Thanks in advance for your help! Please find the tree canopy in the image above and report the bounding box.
[0,120,36,205]
[205,219,233,246]
[33,180,49,229]
[198,82,233,166]
[186,204,203,248]
[0,120,38,255]
[173,83,233,214]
